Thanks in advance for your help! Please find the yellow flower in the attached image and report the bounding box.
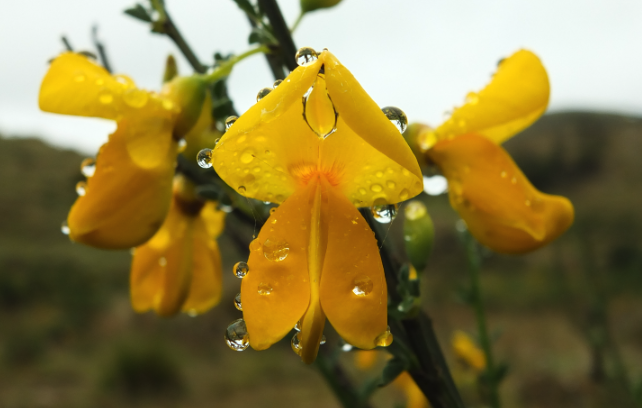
[130,175,224,317]
[415,50,574,254]
[39,52,208,249]
[451,330,486,372]
[212,49,423,363]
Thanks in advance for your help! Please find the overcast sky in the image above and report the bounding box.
[1,0,641,154]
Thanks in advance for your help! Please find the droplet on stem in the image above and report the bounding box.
[375,326,393,347]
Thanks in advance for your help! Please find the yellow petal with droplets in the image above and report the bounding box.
[323,51,423,189]
[428,134,574,254]
[242,182,316,350]
[435,50,549,145]
[212,57,323,203]
[67,112,177,249]
[319,180,387,349]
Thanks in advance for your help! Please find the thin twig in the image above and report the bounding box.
[161,10,206,73]
[92,26,113,73]
[257,0,298,71]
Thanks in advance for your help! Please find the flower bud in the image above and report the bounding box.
[300,0,342,13]
[403,123,436,170]
[162,75,208,138]
[403,200,434,273]
[163,54,178,83]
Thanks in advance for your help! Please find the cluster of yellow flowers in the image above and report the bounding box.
[39,46,573,364]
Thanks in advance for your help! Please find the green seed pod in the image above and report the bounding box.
[300,0,342,13]
[403,200,435,273]
[162,75,208,138]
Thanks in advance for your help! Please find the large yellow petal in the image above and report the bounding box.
[130,196,194,317]
[39,52,177,121]
[242,182,316,350]
[323,51,423,192]
[67,112,177,249]
[434,50,549,145]
[428,134,574,254]
[319,180,388,349]
[212,57,323,203]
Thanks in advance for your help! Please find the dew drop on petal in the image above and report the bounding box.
[273,79,283,88]
[352,275,373,296]
[80,158,96,177]
[263,239,289,262]
[386,180,396,189]
[225,115,238,130]
[99,93,113,104]
[399,188,410,201]
[123,88,148,108]
[197,148,213,168]
[225,318,250,351]
[291,332,302,356]
[75,181,86,196]
[159,257,167,267]
[233,261,249,278]
[238,186,246,195]
[240,149,255,164]
[370,184,383,193]
[177,139,187,152]
[61,220,70,235]
[258,282,273,296]
[249,239,262,252]
[381,106,408,133]
[295,47,318,66]
[372,203,398,223]
[234,293,242,311]
[256,87,272,102]
[375,326,393,347]
[320,335,326,345]
[294,320,301,332]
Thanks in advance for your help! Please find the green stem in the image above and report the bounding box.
[290,10,305,33]
[464,235,501,408]
[257,0,299,71]
[315,347,374,408]
[202,45,270,83]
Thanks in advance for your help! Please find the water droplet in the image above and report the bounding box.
[358,188,367,195]
[500,171,508,178]
[273,79,283,88]
[295,47,318,66]
[123,88,148,108]
[257,87,272,102]
[375,326,393,347]
[158,257,167,267]
[162,99,174,110]
[340,341,353,352]
[352,275,374,296]
[372,203,398,223]
[370,184,383,193]
[75,181,86,196]
[234,293,242,311]
[291,332,302,356]
[465,92,479,105]
[249,239,262,252]
[80,157,95,177]
[455,219,468,232]
[511,177,517,185]
[269,208,277,215]
[225,116,238,130]
[320,335,326,345]
[386,180,396,189]
[525,199,531,207]
[294,321,302,332]
[240,149,255,164]
[225,318,250,351]
[74,74,85,82]
[351,217,358,225]
[399,189,410,201]
[177,139,187,152]
[302,82,338,139]
[99,93,113,104]
[61,220,70,235]
[233,261,249,278]
[197,148,213,168]
[258,282,273,295]
[219,203,233,213]
[381,106,408,133]
[405,201,427,221]
[263,239,290,262]
[238,186,246,195]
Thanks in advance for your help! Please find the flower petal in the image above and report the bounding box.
[242,182,316,350]
[319,181,387,349]
[323,51,423,191]
[67,113,177,249]
[428,134,574,254]
[435,50,549,145]
[212,57,323,203]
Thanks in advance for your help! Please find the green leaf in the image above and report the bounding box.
[233,0,259,19]
[124,4,152,23]
[379,357,408,387]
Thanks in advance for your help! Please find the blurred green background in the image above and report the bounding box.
[1,111,641,407]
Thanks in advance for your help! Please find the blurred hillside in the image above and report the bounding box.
[0,111,641,408]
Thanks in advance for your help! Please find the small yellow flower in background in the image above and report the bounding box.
[408,50,574,254]
[452,330,486,372]
[130,175,225,317]
[213,48,423,363]
[39,52,210,249]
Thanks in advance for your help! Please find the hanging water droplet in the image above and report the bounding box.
[295,47,318,66]
[80,158,95,177]
[258,282,273,295]
[372,203,398,223]
[302,80,338,139]
[225,318,250,351]
[123,88,149,108]
[273,79,283,88]
[219,203,233,213]
[340,341,353,352]
[75,181,87,196]
[352,275,374,296]
[263,239,290,262]
[61,220,70,235]
[233,261,249,278]
[249,239,262,252]
[381,106,408,133]
[225,116,238,130]
[291,332,302,356]
[159,257,167,267]
[238,186,246,195]
[177,139,187,152]
[197,148,213,168]
[256,87,272,102]
[320,335,326,345]
[399,188,410,201]
[294,321,302,332]
[375,326,393,347]
[234,293,243,311]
